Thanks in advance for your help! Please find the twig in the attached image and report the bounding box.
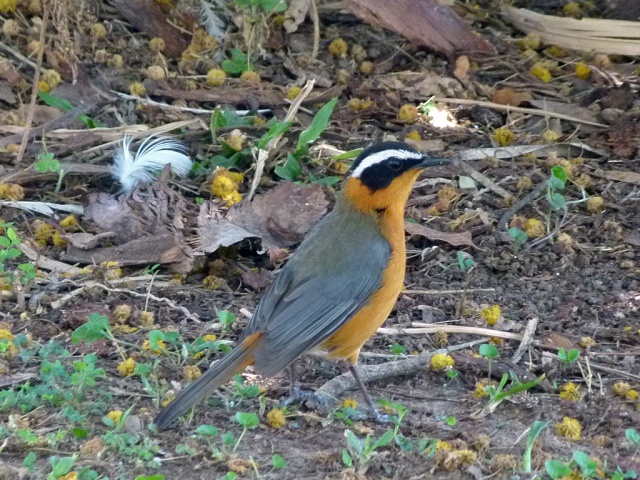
[402,288,495,295]
[434,97,608,128]
[511,316,538,364]
[15,1,48,167]
[18,241,84,275]
[377,324,523,341]
[0,40,46,73]
[453,159,513,200]
[309,0,320,60]
[497,178,548,232]
[315,340,483,402]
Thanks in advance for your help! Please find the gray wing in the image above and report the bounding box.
[243,209,391,376]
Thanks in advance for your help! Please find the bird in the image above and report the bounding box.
[154,141,448,429]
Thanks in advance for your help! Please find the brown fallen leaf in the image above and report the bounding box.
[404,221,476,248]
[345,0,495,58]
[241,269,273,291]
[198,182,330,254]
[592,169,640,185]
[491,87,532,106]
[453,55,470,84]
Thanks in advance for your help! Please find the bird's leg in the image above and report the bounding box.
[348,364,392,423]
[280,360,331,407]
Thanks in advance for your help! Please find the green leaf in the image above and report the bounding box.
[558,348,580,363]
[444,416,456,427]
[457,251,475,272]
[334,149,362,161]
[295,98,338,156]
[196,425,219,437]
[573,450,597,477]
[23,451,37,471]
[234,412,259,428]
[257,120,293,149]
[6,227,18,243]
[549,165,567,190]
[479,344,499,359]
[508,227,528,246]
[626,428,640,445]
[371,430,395,450]
[221,49,249,75]
[272,454,287,469]
[314,175,341,186]
[274,154,303,181]
[546,460,572,479]
[345,430,363,455]
[523,420,548,473]
[390,343,406,355]
[0,236,10,248]
[260,0,287,12]
[72,427,88,439]
[38,91,73,111]
[221,431,235,445]
[71,313,111,344]
[218,310,236,327]
[547,191,566,210]
[51,455,76,476]
[341,449,353,467]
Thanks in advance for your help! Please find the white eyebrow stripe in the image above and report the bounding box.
[351,149,424,178]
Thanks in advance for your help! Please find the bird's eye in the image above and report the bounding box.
[388,160,402,170]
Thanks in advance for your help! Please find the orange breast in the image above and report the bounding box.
[320,205,406,364]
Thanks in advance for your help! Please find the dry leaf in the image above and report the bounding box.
[198,182,330,254]
[284,0,310,33]
[453,55,470,83]
[404,221,476,248]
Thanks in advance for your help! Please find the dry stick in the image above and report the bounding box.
[433,97,608,128]
[378,324,523,341]
[247,79,316,201]
[315,340,483,403]
[403,287,495,295]
[309,0,320,60]
[15,1,48,167]
[453,159,513,199]
[511,316,539,364]
[18,242,84,275]
[497,179,548,232]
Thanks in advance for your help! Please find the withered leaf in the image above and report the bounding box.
[199,182,330,253]
[404,221,476,248]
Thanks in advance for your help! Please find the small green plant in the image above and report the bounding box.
[478,372,546,416]
[342,429,395,469]
[558,347,580,365]
[627,428,640,446]
[0,222,36,286]
[546,450,604,480]
[390,343,406,359]
[457,251,475,271]
[34,152,60,173]
[222,49,251,75]
[232,411,259,451]
[234,0,287,14]
[38,91,102,128]
[523,420,549,472]
[478,343,499,379]
[47,455,77,480]
[272,454,286,469]
[508,226,528,249]
[547,165,568,210]
[218,310,236,333]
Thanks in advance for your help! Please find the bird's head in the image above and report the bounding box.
[342,141,448,213]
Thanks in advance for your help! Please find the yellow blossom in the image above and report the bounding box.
[33,220,53,246]
[59,215,77,229]
[142,339,166,354]
[240,71,261,84]
[473,381,489,398]
[183,365,201,381]
[480,305,501,326]
[563,2,582,16]
[203,334,218,342]
[626,390,639,401]
[333,161,349,175]
[398,104,418,124]
[493,127,514,146]
[117,357,136,377]
[341,398,358,409]
[0,329,13,341]
[266,408,286,429]
[0,0,17,13]
[138,311,155,326]
[328,38,348,57]
[107,410,123,425]
[206,68,226,87]
[129,82,146,97]
[0,183,24,200]
[112,324,138,334]
[542,129,561,143]
[586,196,604,213]
[430,353,455,371]
[575,62,591,80]
[613,382,632,397]
[559,382,581,402]
[525,218,544,238]
[435,440,452,451]
[286,85,301,101]
[578,337,596,348]
[59,473,78,480]
[530,63,552,83]
[52,230,67,247]
[405,130,422,141]
[554,416,582,440]
[112,304,132,323]
[212,167,244,206]
[161,391,175,407]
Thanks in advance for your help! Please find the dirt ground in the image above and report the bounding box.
[0,0,639,479]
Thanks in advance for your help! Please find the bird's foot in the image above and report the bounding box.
[280,388,333,410]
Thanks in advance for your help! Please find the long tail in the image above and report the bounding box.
[154,332,261,430]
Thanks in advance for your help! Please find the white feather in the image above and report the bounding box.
[112,135,193,192]
[199,0,227,40]
[351,148,423,178]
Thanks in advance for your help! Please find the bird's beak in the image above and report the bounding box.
[418,155,449,168]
